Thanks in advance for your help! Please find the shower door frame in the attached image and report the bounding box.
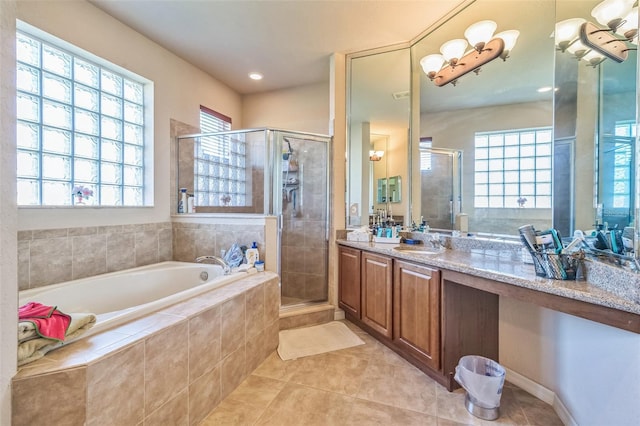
[267,129,332,305]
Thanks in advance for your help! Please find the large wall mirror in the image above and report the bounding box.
[347,47,410,227]
[346,0,640,255]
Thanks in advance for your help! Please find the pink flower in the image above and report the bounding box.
[73,185,93,199]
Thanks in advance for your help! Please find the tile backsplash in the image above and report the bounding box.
[18,222,173,291]
[18,220,267,291]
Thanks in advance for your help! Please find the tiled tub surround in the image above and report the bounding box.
[18,222,173,291]
[12,271,280,426]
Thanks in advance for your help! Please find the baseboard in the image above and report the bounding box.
[505,367,555,404]
[334,309,345,321]
[505,367,576,426]
[553,393,578,426]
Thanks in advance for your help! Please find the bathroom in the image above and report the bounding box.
[2,0,640,425]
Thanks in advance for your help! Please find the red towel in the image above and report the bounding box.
[19,302,71,342]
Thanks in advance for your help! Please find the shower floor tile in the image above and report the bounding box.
[201,320,563,426]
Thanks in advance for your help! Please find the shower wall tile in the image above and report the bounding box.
[19,222,173,290]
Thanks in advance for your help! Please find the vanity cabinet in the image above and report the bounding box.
[338,244,500,391]
[393,260,440,371]
[361,252,393,338]
[338,246,361,318]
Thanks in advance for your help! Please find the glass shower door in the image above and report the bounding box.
[271,130,331,307]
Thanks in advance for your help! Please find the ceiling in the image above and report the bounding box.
[88,0,464,95]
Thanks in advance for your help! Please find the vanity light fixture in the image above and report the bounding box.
[555,0,638,66]
[420,20,519,87]
[369,150,384,161]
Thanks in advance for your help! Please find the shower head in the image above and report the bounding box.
[283,137,293,154]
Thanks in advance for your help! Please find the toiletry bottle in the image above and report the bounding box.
[245,242,259,267]
[187,195,195,213]
[178,188,187,213]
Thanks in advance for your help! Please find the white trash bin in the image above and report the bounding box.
[454,355,506,421]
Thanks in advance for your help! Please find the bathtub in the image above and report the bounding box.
[18,261,247,340]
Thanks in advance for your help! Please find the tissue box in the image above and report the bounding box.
[347,232,371,242]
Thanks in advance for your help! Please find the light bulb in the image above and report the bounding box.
[616,6,638,39]
[582,49,606,66]
[555,18,586,48]
[420,54,445,78]
[464,20,497,50]
[440,39,468,63]
[591,0,634,29]
[566,39,589,57]
[494,30,520,52]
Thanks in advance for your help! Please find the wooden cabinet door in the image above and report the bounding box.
[338,246,361,318]
[361,251,393,338]
[393,260,441,370]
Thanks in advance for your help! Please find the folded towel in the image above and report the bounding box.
[19,302,72,342]
[18,312,96,367]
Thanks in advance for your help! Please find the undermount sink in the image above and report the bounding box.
[393,246,443,255]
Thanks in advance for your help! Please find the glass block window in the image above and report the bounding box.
[16,31,146,206]
[474,127,552,208]
[195,107,247,206]
[611,121,636,208]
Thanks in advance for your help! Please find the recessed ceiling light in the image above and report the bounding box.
[249,72,263,80]
[537,86,557,93]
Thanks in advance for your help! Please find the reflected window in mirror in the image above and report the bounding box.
[474,127,552,209]
[420,137,433,171]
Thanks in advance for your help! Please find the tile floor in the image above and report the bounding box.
[201,320,564,425]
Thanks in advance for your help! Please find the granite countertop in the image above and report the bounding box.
[338,239,640,316]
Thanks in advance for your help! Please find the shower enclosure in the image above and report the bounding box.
[176,128,331,307]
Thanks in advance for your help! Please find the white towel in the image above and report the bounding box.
[18,312,96,367]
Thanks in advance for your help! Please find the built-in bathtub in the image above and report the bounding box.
[13,262,281,425]
[19,261,241,341]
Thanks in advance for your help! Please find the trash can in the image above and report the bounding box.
[454,355,506,421]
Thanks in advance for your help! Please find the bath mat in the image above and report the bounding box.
[277,321,364,361]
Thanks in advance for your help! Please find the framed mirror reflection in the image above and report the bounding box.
[346,0,639,259]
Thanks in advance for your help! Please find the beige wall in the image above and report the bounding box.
[242,82,330,134]
[16,0,243,230]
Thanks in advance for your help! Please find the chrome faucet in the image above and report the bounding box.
[195,255,231,274]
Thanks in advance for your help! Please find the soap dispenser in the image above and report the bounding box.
[245,242,259,267]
